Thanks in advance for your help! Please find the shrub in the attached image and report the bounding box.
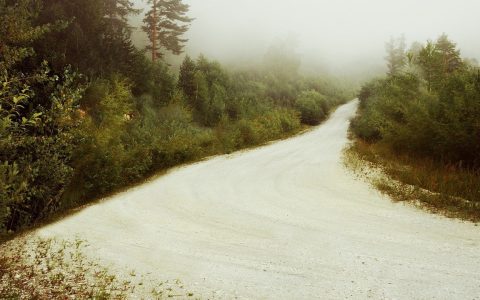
[237,108,301,146]
[0,1,351,236]
[295,90,328,125]
[71,77,137,199]
[0,64,83,232]
[353,70,480,168]
[351,36,480,215]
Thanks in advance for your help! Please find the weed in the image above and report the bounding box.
[344,139,480,222]
[0,237,198,299]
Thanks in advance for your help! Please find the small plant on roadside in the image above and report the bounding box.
[0,237,198,299]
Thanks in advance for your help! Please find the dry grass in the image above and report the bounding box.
[344,138,480,223]
[0,237,198,299]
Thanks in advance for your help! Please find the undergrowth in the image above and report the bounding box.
[344,138,480,223]
[0,237,198,299]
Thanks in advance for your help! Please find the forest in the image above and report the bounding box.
[0,0,350,235]
[2,0,480,299]
[351,34,480,220]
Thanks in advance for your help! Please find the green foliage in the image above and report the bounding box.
[0,1,349,235]
[35,0,140,77]
[143,0,193,60]
[0,162,23,232]
[178,55,197,100]
[415,35,463,92]
[143,61,177,106]
[354,71,480,168]
[180,56,229,126]
[0,0,51,70]
[295,90,328,125]
[192,70,225,126]
[67,77,216,202]
[0,63,84,230]
[0,0,84,232]
[353,34,480,191]
[72,77,138,199]
[230,109,298,147]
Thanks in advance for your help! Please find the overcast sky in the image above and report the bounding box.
[132,0,480,75]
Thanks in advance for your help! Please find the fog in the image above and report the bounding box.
[131,0,480,77]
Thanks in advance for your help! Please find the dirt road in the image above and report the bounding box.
[35,100,480,299]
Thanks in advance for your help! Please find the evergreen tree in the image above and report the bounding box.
[435,33,462,75]
[142,0,193,62]
[385,36,406,76]
[416,35,462,92]
[103,0,140,38]
[178,55,197,102]
[102,0,140,76]
[35,0,139,77]
[417,41,440,92]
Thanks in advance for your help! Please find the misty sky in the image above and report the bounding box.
[131,0,480,74]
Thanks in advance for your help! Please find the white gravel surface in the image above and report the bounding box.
[35,100,480,299]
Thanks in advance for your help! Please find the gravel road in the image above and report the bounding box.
[35,100,480,299]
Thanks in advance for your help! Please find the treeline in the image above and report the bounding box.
[0,0,350,234]
[351,34,480,215]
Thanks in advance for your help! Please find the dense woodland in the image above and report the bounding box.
[352,34,480,217]
[0,0,350,234]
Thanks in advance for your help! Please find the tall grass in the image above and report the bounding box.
[349,139,480,222]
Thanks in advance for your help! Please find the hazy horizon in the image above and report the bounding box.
[131,0,480,77]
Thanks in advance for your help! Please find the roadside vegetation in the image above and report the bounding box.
[349,34,480,221]
[0,0,351,236]
[0,237,196,299]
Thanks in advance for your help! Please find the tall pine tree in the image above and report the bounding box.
[35,0,140,77]
[102,0,140,75]
[385,36,406,76]
[104,0,139,37]
[435,34,462,75]
[142,0,193,62]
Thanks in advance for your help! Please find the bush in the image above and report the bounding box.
[0,64,83,232]
[237,108,300,146]
[353,70,480,168]
[295,90,328,125]
[351,36,480,218]
[71,77,137,199]
[150,103,216,168]
[0,1,351,236]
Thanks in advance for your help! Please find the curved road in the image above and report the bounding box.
[36,100,480,299]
